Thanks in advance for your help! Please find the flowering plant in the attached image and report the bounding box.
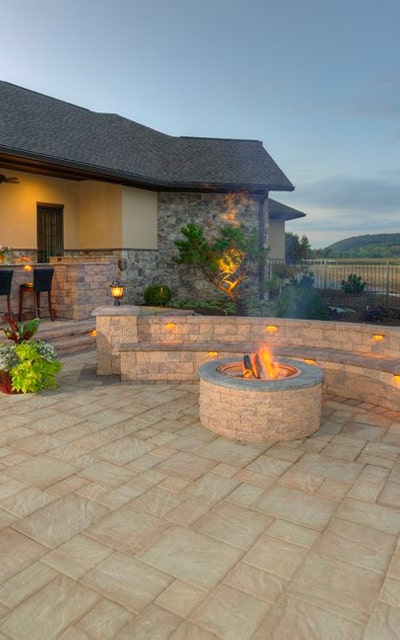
[0,245,11,264]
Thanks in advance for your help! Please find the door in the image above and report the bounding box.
[37,203,64,263]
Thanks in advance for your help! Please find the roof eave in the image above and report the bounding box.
[270,212,306,221]
[0,148,295,193]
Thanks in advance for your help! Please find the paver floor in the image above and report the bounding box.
[0,351,400,639]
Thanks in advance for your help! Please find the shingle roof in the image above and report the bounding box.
[269,198,305,221]
[0,81,294,192]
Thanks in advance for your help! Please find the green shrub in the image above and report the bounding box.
[170,298,237,315]
[0,317,62,394]
[11,341,62,393]
[273,285,329,320]
[341,273,367,294]
[1,340,62,393]
[144,285,172,306]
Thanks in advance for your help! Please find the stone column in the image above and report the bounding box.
[93,305,140,375]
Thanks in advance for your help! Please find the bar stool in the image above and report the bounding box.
[0,269,13,317]
[18,268,55,321]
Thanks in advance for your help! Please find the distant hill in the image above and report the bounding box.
[320,233,400,258]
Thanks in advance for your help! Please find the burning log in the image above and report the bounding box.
[242,344,280,380]
[242,354,263,379]
[252,354,263,379]
[243,355,253,378]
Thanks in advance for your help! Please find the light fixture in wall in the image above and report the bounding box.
[393,374,400,386]
[208,351,219,359]
[265,325,278,334]
[0,174,19,185]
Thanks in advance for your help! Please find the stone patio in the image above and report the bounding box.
[0,350,400,638]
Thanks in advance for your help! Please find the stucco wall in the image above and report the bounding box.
[78,181,122,248]
[0,169,160,255]
[122,187,157,249]
[0,169,80,249]
[269,219,285,260]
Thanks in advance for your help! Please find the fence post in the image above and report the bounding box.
[386,262,390,308]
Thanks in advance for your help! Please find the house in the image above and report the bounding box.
[0,81,305,303]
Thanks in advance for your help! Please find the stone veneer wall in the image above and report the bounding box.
[156,191,268,303]
[0,258,118,321]
[49,257,119,320]
[106,191,268,306]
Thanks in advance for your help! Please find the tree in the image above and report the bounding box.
[300,234,312,259]
[285,232,312,261]
[174,222,261,301]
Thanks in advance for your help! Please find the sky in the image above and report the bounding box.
[1,0,399,248]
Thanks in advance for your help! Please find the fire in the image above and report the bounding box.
[243,344,279,380]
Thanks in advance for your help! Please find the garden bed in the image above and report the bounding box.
[318,290,400,325]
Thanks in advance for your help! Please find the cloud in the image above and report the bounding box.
[284,173,400,248]
[291,174,400,215]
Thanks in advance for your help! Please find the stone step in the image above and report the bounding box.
[0,319,96,356]
[50,333,96,356]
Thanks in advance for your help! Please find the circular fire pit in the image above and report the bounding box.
[198,357,323,443]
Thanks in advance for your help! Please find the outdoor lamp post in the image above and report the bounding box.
[110,280,125,305]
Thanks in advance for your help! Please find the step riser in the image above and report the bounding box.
[0,322,96,357]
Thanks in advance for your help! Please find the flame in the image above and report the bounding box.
[243,344,279,379]
[257,344,280,379]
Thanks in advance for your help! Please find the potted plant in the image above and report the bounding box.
[0,317,62,394]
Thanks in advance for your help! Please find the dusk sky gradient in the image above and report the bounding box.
[1,0,399,248]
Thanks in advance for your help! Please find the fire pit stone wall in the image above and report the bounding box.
[198,357,323,443]
[93,307,400,411]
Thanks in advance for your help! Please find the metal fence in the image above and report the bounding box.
[267,259,400,309]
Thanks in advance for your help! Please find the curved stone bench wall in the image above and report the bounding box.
[93,306,400,411]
